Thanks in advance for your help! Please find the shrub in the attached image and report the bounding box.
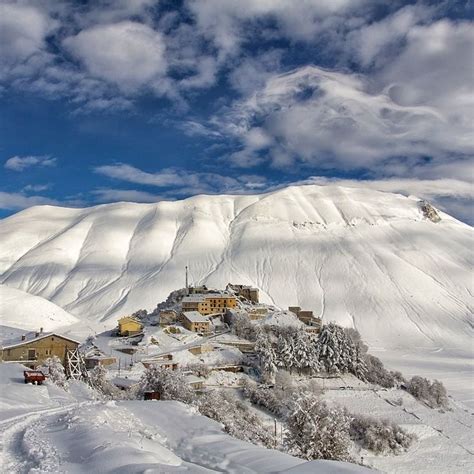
[89,365,124,399]
[363,354,397,388]
[198,390,274,448]
[185,363,211,378]
[406,376,449,409]
[232,312,257,341]
[242,378,285,416]
[141,366,194,404]
[286,392,353,461]
[350,414,415,454]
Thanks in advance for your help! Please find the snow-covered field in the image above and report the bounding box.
[0,364,368,473]
[320,374,474,473]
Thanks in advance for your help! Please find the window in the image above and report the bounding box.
[45,349,51,356]
[28,349,37,360]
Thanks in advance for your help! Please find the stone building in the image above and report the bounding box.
[0,330,80,367]
[181,292,237,315]
[180,311,211,333]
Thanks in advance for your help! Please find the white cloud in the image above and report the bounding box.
[63,21,167,92]
[210,61,473,172]
[186,0,367,59]
[0,3,55,69]
[0,191,58,210]
[347,4,433,67]
[5,155,56,171]
[22,183,51,192]
[94,163,270,196]
[379,20,474,132]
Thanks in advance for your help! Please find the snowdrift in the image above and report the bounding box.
[0,184,472,353]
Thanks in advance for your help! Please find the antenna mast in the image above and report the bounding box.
[185,265,189,291]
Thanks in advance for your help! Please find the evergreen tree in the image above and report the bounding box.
[255,332,277,382]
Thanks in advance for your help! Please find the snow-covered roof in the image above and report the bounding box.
[182,311,210,323]
[0,331,80,349]
[256,311,305,329]
[182,295,206,303]
[118,316,142,324]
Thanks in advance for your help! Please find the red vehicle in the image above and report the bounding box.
[24,370,46,385]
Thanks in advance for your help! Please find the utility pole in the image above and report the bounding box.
[185,265,189,292]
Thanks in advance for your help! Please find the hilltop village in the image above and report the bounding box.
[86,282,323,390]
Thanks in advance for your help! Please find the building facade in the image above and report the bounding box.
[182,293,237,315]
[118,316,144,336]
[180,311,211,333]
[0,331,80,367]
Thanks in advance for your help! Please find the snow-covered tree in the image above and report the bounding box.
[141,366,194,404]
[363,354,398,388]
[40,356,68,389]
[242,378,284,416]
[232,312,256,341]
[286,392,352,461]
[198,390,274,448]
[89,365,123,399]
[406,376,449,409]
[255,331,277,382]
[350,414,416,454]
[293,329,320,374]
[315,323,366,377]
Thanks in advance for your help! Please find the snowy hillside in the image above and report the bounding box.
[0,363,368,473]
[0,285,78,331]
[0,184,472,355]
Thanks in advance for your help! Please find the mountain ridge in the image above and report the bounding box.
[0,184,472,354]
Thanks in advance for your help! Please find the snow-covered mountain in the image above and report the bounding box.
[0,184,472,353]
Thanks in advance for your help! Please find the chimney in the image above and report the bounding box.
[21,334,26,341]
[40,327,43,333]
[35,331,40,337]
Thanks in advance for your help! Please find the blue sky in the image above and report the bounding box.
[0,0,472,223]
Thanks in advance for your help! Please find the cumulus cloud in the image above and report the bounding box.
[5,155,56,171]
[211,64,473,171]
[63,21,167,92]
[186,0,368,59]
[0,3,56,69]
[346,4,434,67]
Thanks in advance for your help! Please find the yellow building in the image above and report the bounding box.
[117,316,143,336]
[0,330,80,368]
[180,311,211,333]
[181,292,237,315]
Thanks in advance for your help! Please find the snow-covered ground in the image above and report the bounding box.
[321,375,474,473]
[0,363,369,473]
[0,285,78,331]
